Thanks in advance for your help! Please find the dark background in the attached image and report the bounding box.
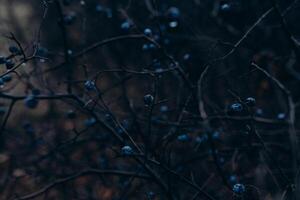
[0,0,300,199]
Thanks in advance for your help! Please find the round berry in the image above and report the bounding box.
[143,94,154,106]
[244,97,256,107]
[233,183,246,194]
[144,28,152,36]
[121,21,131,31]
[177,134,189,142]
[121,145,133,155]
[0,56,6,64]
[84,80,96,91]
[24,95,39,109]
[2,74,12,82]
[84,118,96,127]
[228,103,243,113]
[9,46,20,55]
[5,59,14,69]
[167,7,180,19]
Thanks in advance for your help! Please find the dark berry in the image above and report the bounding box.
[143,94,154,106]
[144,28,152,36]
[2,74,12,82]
[9,46,20,55]
[121,145,133,155]
[177,134,189,142]
[233,183,246,194]
[0,56,6,64]
[24,95,39,109]
[84,118,96,127]
[84,80,96,91]
[167,7,180,19]
[228,103,243,115]
[244,97,256,107]
[5,59,14,69]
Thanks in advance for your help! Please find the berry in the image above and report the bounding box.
[277,113,286,120]
[121,145,133,155]
[5,59,14,69]
[143,94,154,106]
[169,21,178,28]
[229,175,237,184]
[147,191,155,200]
[244,97,256,107]
[0,56,6,64]
[233,183,246,194]
[168,7,180,19]
[212,131,220,139]
[144,28,152,36]
[183,53,191,61]
[95,4,104,12]
[84,80,96,91]
[63,13,76,25]
[177,134,189,142]
[121,21,131,31]
[228,103,243,114]
[9,46,20,55]
[160,105,168,112]
[0,78,4,86]
[220,4,231,11]
[24,95,39,109]
[84,118,96,127]
[2,74,12,82]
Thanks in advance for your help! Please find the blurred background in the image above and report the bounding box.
[0,0,300,199]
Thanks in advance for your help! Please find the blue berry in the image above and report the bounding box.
[2,74,12,82]
[0,56,6,64]
[212,131,220,139]
[169,21,178,28]
[144,28,152,36]
[229,175,237,184]
[24,95,39,109]
[168,7,180,19]
[229,103,243,113]
[63,13,76,25]
[245,97,256,107]
[121,145,133,155]
[5,59,14,69]
[177,134,189,142]
[147,191,155,200]
[121,21,131,31]
[0,78,4,86]
[84,118,96,127]
[233,183,246,194]
[143,94,154,106]
[221,4,231,11]
[183,53,191,61]
[9,46,20,55]
[95,4,104,12]
[160,105,168,112]
[84,80,96,91]
[277,113,286,120]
